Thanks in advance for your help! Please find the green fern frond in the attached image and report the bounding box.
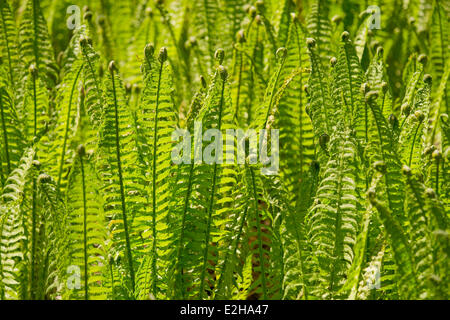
[79,39,103,130]
[19,0,58,88]
[306,38,332,160]
[399,77,431,171]
[0,85,23,186]
[64,146,108,300]
[402,167,446,299]
[0,148,35,300]
[0,0,21,87]
[365,92,405,224]
[134,46,177,299]
[368,194,418,299]
[306,0,332,65]
[366,49,394,119]
[38,59,84,192]
[307,125,361,298]
[430,0,449,108]
[97,61,144,295]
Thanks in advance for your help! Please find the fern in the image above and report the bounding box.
[96,61,143,295]
[0,84,23,187]
[0,0,448,302]
[0,148,35,299]
[0,0,20,87]
[64,146,108,300]
[306,0,332,66]
[134,46,177,299]
[19,0,58,88]
[307,125,361,298]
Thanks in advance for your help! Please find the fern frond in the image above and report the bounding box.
[0,0,21,87]
[365,92,405,224]
[332,32,366,143]
[307,125,361,298]
[0,148,35,300]
[19,0,58,88]
[430,0,449,110]
[134,47,177,299]
[306,0,332,65]
[20,66,50,141]
[276,17,314,201]
[97,61,145,295]
[368,194,419,299]
[366,49,394,119]
[306,38,332,160]
[399,77,431,171]
[38,59,84,192]
[0,85,23,186]
[252,48,287,131]
[402,167,447,299]
[191,0,220,69]
[64,146,108,300]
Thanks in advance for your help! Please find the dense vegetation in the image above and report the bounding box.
[0,0,448,300]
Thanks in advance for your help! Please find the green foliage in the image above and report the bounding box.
[0,0,448,300]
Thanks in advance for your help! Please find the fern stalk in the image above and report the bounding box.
[0,2,15,85]
[249,166,268,299]
[109,65,135,292]
[0,90,11,174]
[31,67,37,136]
[57,64,83,189]
[30,177,37,299]
[79,152,89,300]
[199,71,226,300]
[174,162,194,299]
[150,56,164,296]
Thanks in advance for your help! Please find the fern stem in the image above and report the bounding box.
[57,65,83,189]
[408,123,421,167]
[287,204,309,299]
[294,26,305,177]
[0,154,3,186]
[31,0,41,73]
[0,4,15,85]
[32,70,37,137]
[156,6,190,82]
[249,166,267,299]
[264,57,286,128]
[436,0,448,111]
[435,158,440,196]
[234,52,243,122]
[368,101,394,211]
[194,47,206,79]
[30,178,37,299]
[199,75,226,299]
[309,49,331,133]
[0,216,5,300]
[150,60,164,296]
[174,162,195,299]
[0,89,11,174]
[81,51,101,102]
[343,44,356,116]
[110,69,135,292]
[202,0,214,60]
[216,206,248,297]
[329,143,345,295]
[79,153,89,300]
[380,92,386,115]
